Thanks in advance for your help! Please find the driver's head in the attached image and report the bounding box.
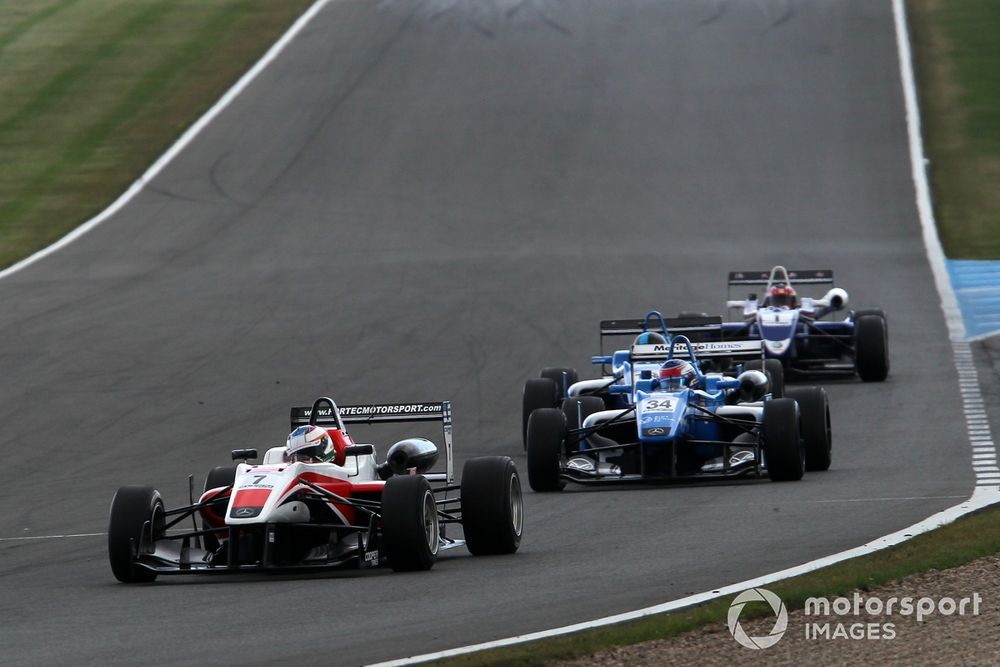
[658,358,698,390]
[768,284,797,308]
[285,425,334,463]
[635,331,667,345]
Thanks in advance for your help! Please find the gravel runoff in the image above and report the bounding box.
[560,555,1000,666]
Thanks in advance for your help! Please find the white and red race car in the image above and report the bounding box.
[108,397,522,582]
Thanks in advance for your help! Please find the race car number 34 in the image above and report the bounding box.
[644,399,674,411]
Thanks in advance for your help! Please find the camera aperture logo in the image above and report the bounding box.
[727,587,788,649]
[727,587,983,648]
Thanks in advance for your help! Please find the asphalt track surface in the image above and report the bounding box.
[0,1,975,665]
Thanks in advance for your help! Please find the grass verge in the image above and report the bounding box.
[0,0,314,269]
[434,503,1000,666]
[908,0,1000,259]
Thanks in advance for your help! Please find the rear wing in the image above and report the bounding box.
[289,401,454,483]
[599,315,724,356]
[727,269,835,286]
[631,339,763,363]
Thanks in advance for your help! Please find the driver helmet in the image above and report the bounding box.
[285,424,335,463]
[634,331,667,345]
[768,284,797,308]
[658,358,698,390]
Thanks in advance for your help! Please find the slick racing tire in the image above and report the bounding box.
[108,486,164,583]
[202,465,238,553]
[786,386,832,471]
[461,456,523,555]
[854,308,888,335]
[854,314,889,382]
[561,396,605,450]
[540,367,579,396]
[382,475,439,572]
[745,359,784,398]
[763,398,804,481]
[526,408,567,492]
[523,378,560,450]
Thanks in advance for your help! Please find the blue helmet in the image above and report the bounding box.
[634,331,667,345]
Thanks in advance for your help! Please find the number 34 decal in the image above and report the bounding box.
[644,399,674,411]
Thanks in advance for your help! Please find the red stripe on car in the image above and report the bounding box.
[232,489,271,507]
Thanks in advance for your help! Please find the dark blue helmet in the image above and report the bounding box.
[634,331,667,345]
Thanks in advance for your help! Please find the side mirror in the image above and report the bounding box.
[384,438,438,475]
[344,444,375,457]
[640,369,652,380]
[231,448,258,462]
[735,370,769,402]
[824,287,848,310]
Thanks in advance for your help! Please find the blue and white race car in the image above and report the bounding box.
[722,266,889,381]
[521,312,786,448]
[524,330,831,490]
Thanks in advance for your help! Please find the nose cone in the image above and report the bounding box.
[765,338,792,355]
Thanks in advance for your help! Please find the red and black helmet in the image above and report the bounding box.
[768,284,797,308]
[658,359,697,389]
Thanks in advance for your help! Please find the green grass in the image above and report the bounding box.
[0,0,314,269]
[436,503,1000,666]
[909,0,1000,258]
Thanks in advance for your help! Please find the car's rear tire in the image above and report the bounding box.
[108,486,163,583]
[523,378,560,450]
[202,465,237,553]
[745,359,784,398]
[763,398,804,481]
[854,314,889,382]
[461,456,523,555]
[526,408,566,492]
[561,396,605,449]
[382,475,439,572]
[786,386,831,471]
[540,367,578,396]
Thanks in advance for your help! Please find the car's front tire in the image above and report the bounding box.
[461,456,523,555]
[854,314,889,382]
[201,465,237,553]
[763,398,804,481]
[108,486,163,583]
[382,475,439,572]
[786,386,831,471]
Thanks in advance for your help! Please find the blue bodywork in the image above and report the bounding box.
[722,267,878,378]
[561,319,768,481]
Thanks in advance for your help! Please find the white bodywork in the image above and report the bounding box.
[203,453,381,527]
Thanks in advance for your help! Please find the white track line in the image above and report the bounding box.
[366,2,999,665]
[0,0,335,282]
[894,0,965,343]
[0,532,104,542]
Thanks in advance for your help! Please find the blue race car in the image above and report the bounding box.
[524,330,831,491]
[722,266,889,381]
[521,312,786,448]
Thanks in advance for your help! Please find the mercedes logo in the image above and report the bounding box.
[233,507,256,517]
